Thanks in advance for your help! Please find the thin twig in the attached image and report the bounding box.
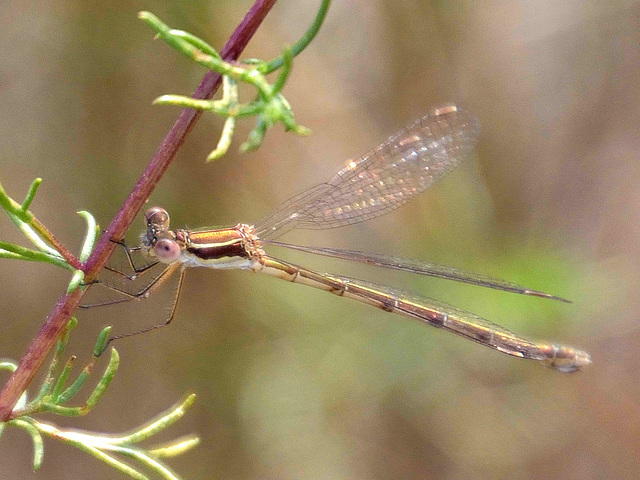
[30,218,82,270]
[0,0,279,421]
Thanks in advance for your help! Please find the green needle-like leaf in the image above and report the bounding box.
[10,419,44,470]
[93,326,112,357]
[149,436,200,458]
[21,178,42,211]
[110,394,196,446]
[51,356,75,401]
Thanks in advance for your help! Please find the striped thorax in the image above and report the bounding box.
[142,207,263,270]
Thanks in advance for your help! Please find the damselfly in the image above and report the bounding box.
[88,105,591,372]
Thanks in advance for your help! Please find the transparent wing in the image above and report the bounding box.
[263,241,571,303]
[322,271,589,371]
[259,256,591,370]
[329,273,551,362]
[255,105,480,239]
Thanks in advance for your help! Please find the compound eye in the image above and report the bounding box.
[145,207,170,231]
[154,238,181,263]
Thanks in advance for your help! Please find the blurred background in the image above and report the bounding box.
[1,1,638,479]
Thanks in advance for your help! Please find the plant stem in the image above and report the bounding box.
[0,0,279,421]
[261,0,331,74]
[29,218,82,269]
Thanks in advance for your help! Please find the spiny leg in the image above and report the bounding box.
[98,266,187,354]
[105,239,159,281]
[81,262,185,355]
[80,262,181,308]
[81,238,160,297]
[81,238,187,353]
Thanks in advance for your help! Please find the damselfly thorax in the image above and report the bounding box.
[142,208,262,270]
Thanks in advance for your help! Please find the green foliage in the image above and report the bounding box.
[0,178,97,292]
[138,1,331,161]
[1,321,199,479]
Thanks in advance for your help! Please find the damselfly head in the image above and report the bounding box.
[141,207,170,248]
[145,207,170,232]
[139,207,183,263]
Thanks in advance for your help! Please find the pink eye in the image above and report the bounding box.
[154,238,181,263]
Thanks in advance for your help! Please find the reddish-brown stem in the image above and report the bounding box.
[0,0,278,421]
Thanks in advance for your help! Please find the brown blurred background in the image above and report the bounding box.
[1,1,639,479]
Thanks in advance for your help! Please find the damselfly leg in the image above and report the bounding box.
[81,239,170,308]
[80,240,187,352]
[103,239,159,281]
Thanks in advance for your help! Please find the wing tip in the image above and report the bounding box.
[526,290,572,304]
[431,104,461,116]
